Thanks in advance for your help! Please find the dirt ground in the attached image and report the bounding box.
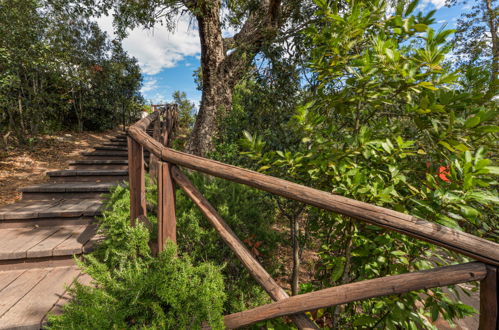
[0,129,121,207]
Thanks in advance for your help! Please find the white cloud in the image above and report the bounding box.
[418,0,447,10]
[140,78,158,93]
[97,14,200,75]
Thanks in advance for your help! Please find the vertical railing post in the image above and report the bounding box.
[158,161,176,251]
[157,104,178,252]
[149,114,162,179]
[479,265,498,330]
[128,136,146,226]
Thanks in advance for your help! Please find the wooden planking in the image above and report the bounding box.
[0,256,75,272]
[223,262,487,328]
[0,269,25,292]
[47,170,128,177]
[0,268,51,317]
[0,199,102,220]
[479,265,498,330]
[43,272,93,323]
[53,224,97,256]
[128,136,147,225]
[158,162,176,250]
[21,182,113,193]
[0,227,59,260]
[172,167,318,330]
[26,226,85,258]
[0,266,81,329]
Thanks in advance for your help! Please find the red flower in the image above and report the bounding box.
[438,166,450,182]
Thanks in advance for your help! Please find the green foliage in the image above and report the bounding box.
[0,0,143,142]
[172,172,281,314]
[241,0,497,328]
[47,184,226,329]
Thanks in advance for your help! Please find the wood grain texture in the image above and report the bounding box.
[224,262,487,328]
[0,266,80,329]
[127,136,146,226]
[154,146,499,266]
[479,265,498,330]
[128,121,499,264]
[158,162,176,250]
[171,166,318,330]
[0,268,51,317]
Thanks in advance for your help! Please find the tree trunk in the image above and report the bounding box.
[187,1,231,156]
[291,215,300,296]
[185,0,283,156]
[485,0,498,97]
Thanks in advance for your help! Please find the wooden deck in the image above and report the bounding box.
[0,132,129,329]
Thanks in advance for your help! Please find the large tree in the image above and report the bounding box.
[447,0,498,98]
[77,0,312,155]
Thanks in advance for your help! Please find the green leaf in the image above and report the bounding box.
[468,191,499,204]
[484,166,499,175]
[431,304,440,322]
[476,125,499,133]
[331,259,345,282]
[406,0,418,15]
[464,116,481,128]
[414,23,428,32]
[438,141,455,152]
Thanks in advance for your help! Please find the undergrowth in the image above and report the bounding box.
[47,183,226,329]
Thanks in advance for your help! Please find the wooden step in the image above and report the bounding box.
[102,142,128,147]
[69,159,128,170]
[47,169,128,183]
[94,146,128,151]
[0,217,94,229]
[82,151,149,160]
[21,182,115,200]
[110,137,127,142]
[0,224,97,261]
[0,199,102,221]
[0,266,85,329]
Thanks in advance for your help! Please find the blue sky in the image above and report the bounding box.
[97,0,471,109]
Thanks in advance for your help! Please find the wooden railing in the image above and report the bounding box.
[127,107,499,329]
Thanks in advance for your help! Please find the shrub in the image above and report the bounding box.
[47,184,226,329]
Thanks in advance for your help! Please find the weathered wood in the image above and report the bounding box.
[223,262,487,328]
[479,265,498,330]
[149,116,162,179]
[158,162,176,251]
[128,136,146,225]
[127,117,499,264]
[152,146,499,266]
[0,227,59,260]
[26,226,82,258]
[0,268,51,316]
[171,166,318,330]
[0,266,81,328]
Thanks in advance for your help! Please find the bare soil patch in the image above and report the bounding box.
[0,129,121,207]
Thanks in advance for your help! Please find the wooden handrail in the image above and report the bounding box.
[127,109,499,328]
[223,262,487,328]
[127,119,499,266]
[171,166,318,329]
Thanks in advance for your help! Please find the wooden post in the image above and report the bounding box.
[127,136,146,226]
[479,265,498,330]
[158,161,176,251]
[171,166,318,330]
[148,116,162,179]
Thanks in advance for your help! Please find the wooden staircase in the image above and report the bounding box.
[0,131,130,329]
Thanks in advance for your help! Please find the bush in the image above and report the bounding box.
[47,184,226,329]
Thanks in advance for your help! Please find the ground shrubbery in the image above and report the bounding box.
[47,184,226,329]
[48,174,287,329]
